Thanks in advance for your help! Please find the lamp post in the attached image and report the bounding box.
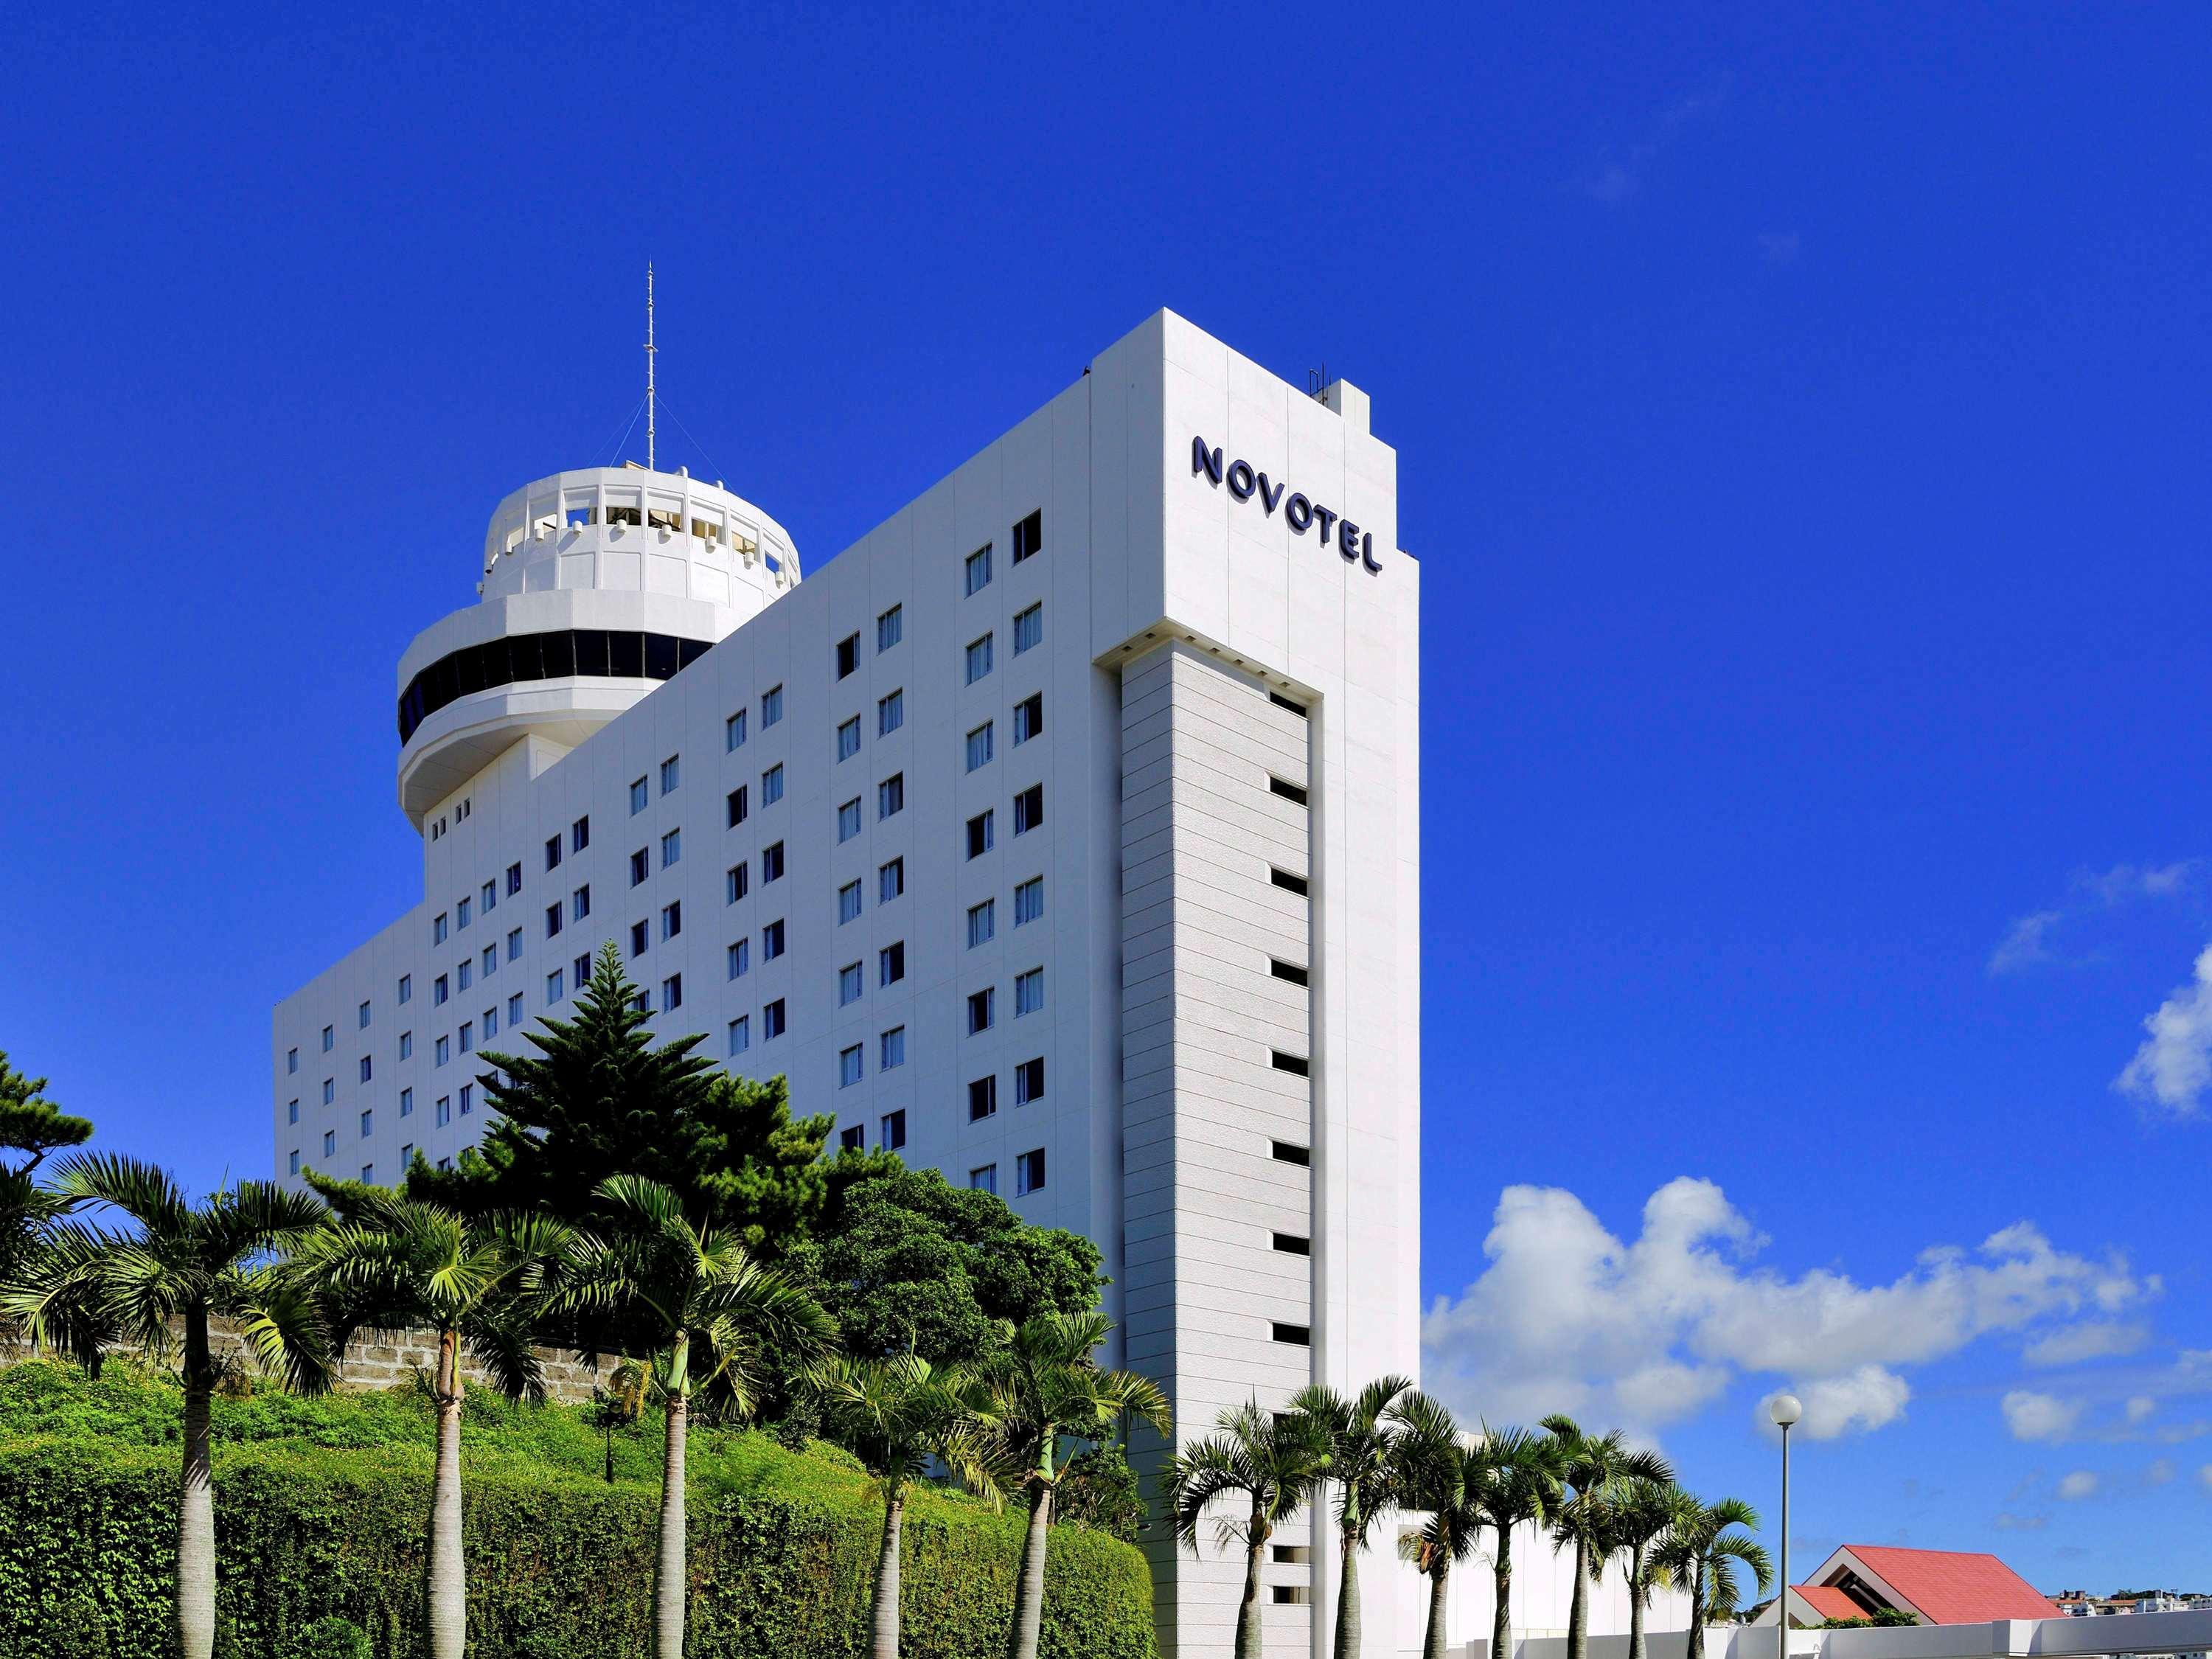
[1769,1394,1803,1659]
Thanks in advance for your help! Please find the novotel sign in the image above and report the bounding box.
[1190,436,1382,574]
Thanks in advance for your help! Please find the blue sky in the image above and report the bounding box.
[7,0,2212,1596]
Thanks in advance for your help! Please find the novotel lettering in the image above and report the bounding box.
[1190,436,1382,574]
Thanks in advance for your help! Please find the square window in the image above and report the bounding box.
[763,998,787,1040]
[879,941,906,986]
[762,919,786,960]
[1012,604,1042,654]
[547,969,564,1003]
[507,926,523,961]
[661,900,683,940]
[966,810,994,860]
[967,900,995,948]
[838,716,861,762]
[728,1015,751,1056]
[662,974,684,1012]
[762,841,785,882]
[967,987,995,1034]
[660,754,681,795]
[546,835,563,872]
[839,963,863,1005]
[969,1075,998,1120]
[359,1055,372,1085]
[1012,509,1042,563]
[358,1000,372,1030]
[727,785,749,827]
[400,1032,414,1060]
[965,634,993,684]
[877,605,902,652]
[880,1107,907,1150]
[287,1047,299,1074]
[880,1027,906,1071]
[630,849,650,886]
[630,920,649,957]
[838,799,863,842]
[878,774,904,818]
[1015,968,1043,1017]
[726,709,748,751]
[841,1123,865,1152]
[1013,692,1043,744]
[838,1044,863,1088]
[571,815,590,852]
[727,939,750,979]
[397,975,412,1005]
[762,764,785,805]
[1013,784,1043,835]
[400,1087,413,1117]
[836,633,859,679]
[322,1024,335,1052]
[726,862,750,903]
[661,827,681,868]
[964,544,992,596]
[630,777,649,814]
[839,880,863,924]
[970,1164,998,1194]
[761,685,784,727]
[878,689,903,736]
[434,974,449,1004]
[288,1099,299,1124]
[1015,1147,1044,1195]
[1015,1057,1044,1105]
[1014,877,1043,925]
[546,902,563,939]
[966,723,994,772]
[507,992,522,1025]
[507,860,523,896]
[878,858,905,902]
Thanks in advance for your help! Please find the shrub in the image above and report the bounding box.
[296,1615,372,1658]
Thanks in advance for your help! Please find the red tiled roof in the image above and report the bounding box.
[1840,1547,2063,1625]
[1794,1587,1868,1623]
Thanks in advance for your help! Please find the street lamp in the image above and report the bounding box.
[1769,1394,1804,1659]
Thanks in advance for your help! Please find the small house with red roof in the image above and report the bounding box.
[1753,1545,2063,1628]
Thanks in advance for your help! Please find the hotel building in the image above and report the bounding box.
[274,309,1421,1655]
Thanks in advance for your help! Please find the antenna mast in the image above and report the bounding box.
[644,262,657,471]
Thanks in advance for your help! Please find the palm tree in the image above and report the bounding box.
[1163,1400,1334,1659]
[1,1155,330,1659]
[975,1311,1170,1659]
[1288,1374,1415,1659]
[563,1175,834,1659]
[294,1197,576,1659]
[1464,1424,1565,1659]
[1601,1480,1695,1659]
[1385,1393,1488,1659]
[1543,1415,1676,1659]
[810,1351,999,1659]
[1652,1496,1773,1659]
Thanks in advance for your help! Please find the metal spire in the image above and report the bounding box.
[644,262,657,472]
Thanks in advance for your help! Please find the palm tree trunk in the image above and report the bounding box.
[1233,1506,1267,1659]
[428,1327,467,1659]
[1686,1579,1707,1659]
[1567,1537,1590,1659]
[655,1389,689,1659]
[872,1487,905,1659]
[1422,1559,1451,1659]
[176,1304,217,1659]
[1006,1477,1052,1659]
[1335,1523,1362,1659]
[1492,1526,1515,1659]
[1627,1549,1646,1659]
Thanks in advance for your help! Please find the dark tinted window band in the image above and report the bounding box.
[400,630,712,743]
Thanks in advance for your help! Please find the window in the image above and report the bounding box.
[1272,1141,1312,1167]
[437,1096,451,1127]
[969,1075,998,1120]
[507,860,523,895]
[507,926,523,962]
[1270,776,1309,807]
[762,841,785,883]
[1014,785,1043,835]
[287,1047,299,1074]
[660,754,681,795]
[838,799,863,842]
[661,901,683,941]
[966,723,994,771]
[457,960,472,992]
[877,605,902,652]
[728,1015,751,1056]
[360,1108,373,1139]
[964,544,992,596]
[459,1083,473,1114]
[970,1164,998,1194]
[727,939,750,979]
[662,975,683,1012]
[288,1150,300,1175]
[763,999,787,1040]
[456,897,471,931]
[966,811,994,859]
[359,1055,373,1084]
[965,634,993,684]
[630,849,650,886]
[839,1045,863,1088]
[837,717,860,761]
[400,1031,414,1060]
[481,945,496,978]
[481,879,498,914]
[880,1027,905,1071]
[967,987,995,1034]
[878,858,905,902]
[358,1000,372,1030]
[1012,509,1043,563]
[1012,605,1042,655]
[547,968,564,1002]
[434,914,448,946]
[459,1021,473,1054]
[507,992,522,1025]
[967,900,995,947]
[1271,959,1310,987]
[434,973,450,1004]
[840,1124,865,1152]
[545,901,563,939]
[400,1088,414,1117]
[546,835,563,872]
[1014,877,1043,926]
[1273,1232,1312,1256]
[838,880,863,924]
[725,709,748,751]
[1015,1057,1044,1105]
[878,689,903,736]
[879,942,905,986]
[1015,968,1043,1017]
[323,1130,336,1158]
[1272,1051,1311,1077]
[726,785,748,827]
[880,1108,906,1150]
[877,774,903,818]
[323,1077,335,1104]
[574,952,591,987]
[481,1001,498,1036]
[761,685,783,727]
[835,632,860,679]
[1015,1148,1045,1195]
[762,919,786,960]
[661,828,681,869]
[397,975,412,1006]
[838,963,863,1005]
[1273,1323,1312,1347]
[630,920,649,957]
[1271,867,1310,897]
[630,776,649,814]
[573,815,591,854]
[726,861,750,903]
[1013,693,1042,745]
[322,1024,335,1052]
[762,764,784,805]
[287,1099,299,1124]
[400,1144,413,1166]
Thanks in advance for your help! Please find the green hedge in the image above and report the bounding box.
[0,1363,1155,1659]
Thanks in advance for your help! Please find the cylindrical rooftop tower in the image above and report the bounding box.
[395,465,800,826]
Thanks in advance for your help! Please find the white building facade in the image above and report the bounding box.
[276,308,1440,1655]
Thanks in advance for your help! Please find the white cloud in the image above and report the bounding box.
[2149,1459,2176,1485]
[2129,1396,2157,1425]
[2117,945,2212,1116]
[2057,1470,2100,1500]
[2004,1391,2084,1444]
[1582,80,1731,205]
[1991,862,2198,975]
[2025,1321,2152,1367]
[2199,1465,2212,1494]
[1420,1178,2151,1439]
[1991,911,2066,975]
